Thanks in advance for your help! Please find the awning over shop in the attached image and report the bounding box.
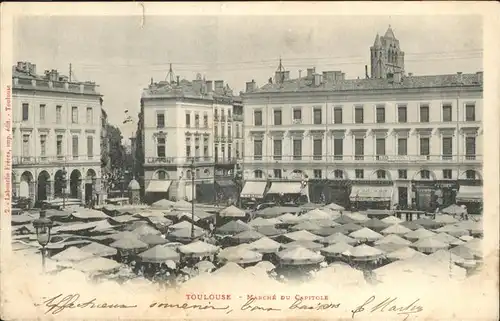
[146,180,172,193]
[456,185,483,203]
[240,181,267,199]
[350,185,393,202]
[267,182,303,195]
[216,180,236,187]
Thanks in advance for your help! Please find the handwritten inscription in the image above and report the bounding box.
[149,301,232,314]
[289,299,341,310]
[41,294,138,315]
[351,296,423,320]
[240,298,281,312]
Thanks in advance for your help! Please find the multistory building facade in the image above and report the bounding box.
[12,61,103,206]
[232,96,244,162]
[140,73,238,204]
[241,27,483,213]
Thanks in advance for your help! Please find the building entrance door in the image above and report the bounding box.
[398,187,408,208]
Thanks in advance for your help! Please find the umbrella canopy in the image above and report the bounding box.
[429,249,466,265]
[310,219,339,228]
[300,209,332,221]
[212,262,247,276]
[411,237,449,253]
[462,238,482,257]
[151,199,176,209]
[375,234,411,246]
[282,240,324,251]
[381,216,404,225]
[218,247,263,264]
[174,200,193,210]
[254,260,276,271]
[74,257,122,274]
[80,242,117,257]
[168,227,206,242]
[169,221,201,230]
[256,206,301,218]
[435,225,470,238]
[321,232,358,245]
[178,240,219,256]
[345,212,370,223]
[276,213,302,224]
[459,235,475,242]
[340,222,363,233]
[334,216,355,224]
[283,230,322,242]
[291,221,323,232]
[441,204,466,215]
[110,237,149,251]
[131,224,161,237]
[449,245,477,260]
[361,218,389,231]
[254,225,286,237]
[348,244,385,261]
[109,215,139,224]
[195,260,216,272]
[413,218,442,229]
[248,237,282,254]
[386,246,426,261]
[315,226,346,237]
[219,205,246,218]
[455,221,483,235]
[109,231,138,241]
[52,246,95,262]
[399,221,424,231]
[375,243,407,253]
[404,228,436,242]
[92,220,116,232]
[11,213,37,225]
[139,244,181,263]
[433,214,459,225]
[139,234,168,246]
[232,230,265,243]
[71,208,110,220]
[323,202,345,211]
[321,242,354,257]
[349,227,384,242]
[277,246,324,265]
[217,220,252,235]
[248,217,280,227]
[431,233,463,246]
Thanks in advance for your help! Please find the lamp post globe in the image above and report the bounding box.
[32,206,53,272]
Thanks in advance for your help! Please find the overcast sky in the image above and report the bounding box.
[13,15,482,140]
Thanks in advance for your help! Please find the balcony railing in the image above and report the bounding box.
[215,157,237,164]
[242,154,483,163]
[221,116,226,122]
[13,155,100,165]
[146,156,215,165]
[232,114,243,122]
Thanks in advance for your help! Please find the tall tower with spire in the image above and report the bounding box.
[370,25,405,79]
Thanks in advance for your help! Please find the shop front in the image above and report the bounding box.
[411,181,437,212]
[264,180,308,205]
[308,179,350,208]
[144,179,172,204]
[349,181,394,210]
[456,180,483,214]
[434,181,458,209]
[215,179,238,205]
[240,181,268,208]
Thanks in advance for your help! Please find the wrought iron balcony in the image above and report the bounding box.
[145,156,215,165]
[13,155,100,165]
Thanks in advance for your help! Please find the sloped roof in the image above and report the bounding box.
[384,26,396,39]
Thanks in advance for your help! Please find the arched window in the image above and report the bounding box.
[376,170,386,179]
[195,169,200,178]
[254,170,263,179]
[157,170,166,180]
[186,170,192,180]
[420,170,430,179]
[204,168,210,175]
[334,170,343,179]
[465,170,476,180]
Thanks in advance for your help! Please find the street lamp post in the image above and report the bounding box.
[190,158,195,239]
[32,206,53,272]
[61,167,67,209]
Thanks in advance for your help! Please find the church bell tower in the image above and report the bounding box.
[370,25,405,79]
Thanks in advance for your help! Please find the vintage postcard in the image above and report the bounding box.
[1,2,499,320]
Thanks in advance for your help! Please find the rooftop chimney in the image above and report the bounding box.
[393,71,402,83]
[307,68,315,79]
[192,79,203,94]
[456,72,463,84]
[176,76,180,85]
[28,63,36,75]
[408,73,413,77]
[275,71,284,84]
[365,65,369,79]
[476,71,483,84]
[205,80,213,92]
[214,80,224,93]
[313,74,322,86]
[246,80,256,92]
[283,71,290,81]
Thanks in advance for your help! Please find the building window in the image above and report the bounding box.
[334,107,342,124]
[293,139,302,160]
[72,106,78,124]
[420,137,430,156]
[186,145,191,158]
[72,135,79,159]
[313,139,322,160]
[227,144,231,160]
[203,113,208,128]
[22,103,29,121]
[443,169,452,179]
[313,169,322,179]
[39,104,46,123]
[398,138,407,156]
[376,170,386,179]
[228,126,232,138]
[465,136,476,160]
[333,138,343,160]
[273,139,282,160]
[158,171,166,180]
[87,136,93,159]
[56,105,62,124]
[214,124,218,137]
[254,110,262,126]
[274,109,282,125]
[313,108,322,124]
[186,170,192,180]
[355,169,364,179]
[355,138,364,160]
[157,137,166,157]
[203,146,209,159]
[355,106,364,124]
[293,108,302,123]
[254,170,263,179]
[420,170,430,179]
[273,169,282,178]
[376,138,386,157]
[442,137,453,160]
[465,103,476,121]
[334,170,343,179]
[56,135,63,158]
[465,170,476,180]
[398,169,407,179]
[397,105,407,123]
[254,139,262,160]
[420,104,429,123]
[157,113,165,128]
[22,134,30,157]
[185,113,191,128]
[442,104,452,122]
[195,113,200,128]
[86,107,93,124]
[228,110,232,119]
[40,135,46,157]
[376,105,385,123]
